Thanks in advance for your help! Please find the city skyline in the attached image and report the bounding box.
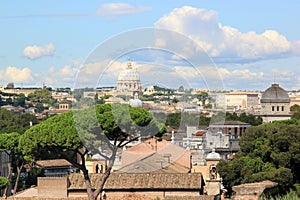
[1,1,300,91]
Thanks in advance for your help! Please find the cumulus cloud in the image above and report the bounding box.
[23,43,55,59]
[218,68,264,79]
[155,6,300,63]
[96,3,151,16]
[0,66,33,83]
[43,65,78,86]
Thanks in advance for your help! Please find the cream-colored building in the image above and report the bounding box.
[225,91,259,111]
[260,83,291,123]
[115,59,142,97]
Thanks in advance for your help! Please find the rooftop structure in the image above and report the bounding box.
[260,83,291,122]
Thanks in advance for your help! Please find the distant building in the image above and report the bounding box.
[225,91,259,112]
[143,84,155,95]
[209,120,251,139]
[12,173,207,199]
[0,152,9,178]
[1,105,24,116]
[192,149,222,196]
[35,159,76,177]
[260,83,291,123]
[115,59,142,97]
[120,138,191,173]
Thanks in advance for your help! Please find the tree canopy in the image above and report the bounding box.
[217,122,300,195]
[0,108,38,134]
[20,104,166,200]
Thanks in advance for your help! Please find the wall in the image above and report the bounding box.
[38,177,68,198]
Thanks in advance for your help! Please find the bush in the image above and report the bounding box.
[260,190,300,200]
[0,176,9,189]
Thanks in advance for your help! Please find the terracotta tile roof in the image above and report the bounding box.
[122,139,191,169]
[36,159,72,168]
[117,153,190,173]
[68,173,203,190]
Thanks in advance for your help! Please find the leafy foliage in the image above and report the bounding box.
[20,104,166,200]
[218,122,300,196]
[0,177,8,189]
[0,108,38,134]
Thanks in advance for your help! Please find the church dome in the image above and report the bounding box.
[261,84,290,103]
[117,60,140,82]
[206,149,221,160]
[129,92,142,107]
[130,99,143,107]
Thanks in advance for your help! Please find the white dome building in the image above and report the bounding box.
[129,92,143,107]
[116,59,142,97]
[206,149,221,160]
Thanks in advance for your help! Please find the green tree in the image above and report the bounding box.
[218,123,300,196]
[13,94,26,107]
[20,104,166,200]
[0,109,38,134]
[166,112,181,127]
[0,108,16,134]
[290,104,300,113]
[27,88,52,103]
[0,177,8,189]
[0,132,26,197]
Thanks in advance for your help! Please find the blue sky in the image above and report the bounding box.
[0,0,300,91]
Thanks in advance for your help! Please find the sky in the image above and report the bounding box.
[0,0,300,91]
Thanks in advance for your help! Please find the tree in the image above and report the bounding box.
[0,108,16,134]
[13,94,26,107]
[290,104,300,113]
[217,123,300,196]
[0,132,25,197]
[27,88,52,103]
[0,109,38,134]
[20,104,166,200]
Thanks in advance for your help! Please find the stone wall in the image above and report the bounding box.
[232,180,277,200]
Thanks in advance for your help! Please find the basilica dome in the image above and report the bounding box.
[117,60,140,81]
[116,60,142,96]
[261,83,290,103]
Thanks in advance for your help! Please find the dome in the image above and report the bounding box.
[129,92,143,107]
[117,60,140,82]
[206,149,221,159]
[261,84,290,103]
[130,99,143,107]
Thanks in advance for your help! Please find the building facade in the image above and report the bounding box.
[260,83,291,123]
[225,91,259,111]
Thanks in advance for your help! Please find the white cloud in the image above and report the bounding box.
[96,3,151,16]
[43,65,78,86]
[23,43,55,59]
[219,68,264,79]
[0,66,33,83]
[155,6,300,63]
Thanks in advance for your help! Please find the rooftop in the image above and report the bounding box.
[261,83,290,103]
[68,173,203,190]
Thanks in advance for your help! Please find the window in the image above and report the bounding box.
[282,106,284,111]
[272,106,275,111]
